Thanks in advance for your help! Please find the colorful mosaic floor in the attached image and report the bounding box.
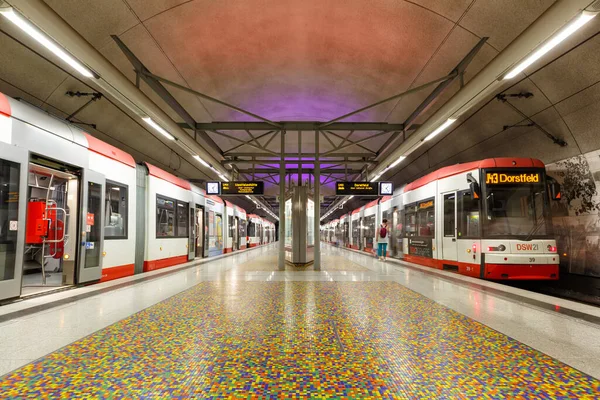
[236,254,370,271]
[1,281,598,398]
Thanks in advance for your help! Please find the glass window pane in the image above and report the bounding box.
[216,214,223,250]
[443,194,456,237]
[85,182,102,269]
[459,191,480,238]
[176,201,189,237]
[0,159,20,281]
[104,182,127,239]
[156,196,175,237]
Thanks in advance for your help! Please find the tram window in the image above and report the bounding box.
[405,212,416,237]
[104,181,128,239]
[417,199,435,237]
[458,191,480,238]
[156,195,175,237]
[248,221,256,237]
[443,194,455,237]
[228,216,234,237]
[0,159,20,281]
[363,215,375,238]
[176,202,189,237]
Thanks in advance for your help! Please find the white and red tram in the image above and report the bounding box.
[0,91,275,301]
[324,158,560,280]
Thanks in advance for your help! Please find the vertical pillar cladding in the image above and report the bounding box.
[314,130,320,270]
[278,130,285,270]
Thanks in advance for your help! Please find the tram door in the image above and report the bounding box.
[442,192,458,262]
[233,217,239,251]
[0,145,27,301]
[188,204,195,261]
[195,206,204,258]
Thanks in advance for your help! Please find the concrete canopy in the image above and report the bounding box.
[1,0,599,218]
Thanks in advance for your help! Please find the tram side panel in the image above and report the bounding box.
[87,150,137,282]
[205,196,225,256]
[144,164,192,272]
[402,180,439,268]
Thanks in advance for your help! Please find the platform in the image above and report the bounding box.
[0,244,599,398]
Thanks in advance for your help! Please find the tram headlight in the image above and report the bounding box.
[487,244,506,252]
[547,245,557,252]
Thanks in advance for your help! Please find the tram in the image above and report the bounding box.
[323,158,561,280]
[0,91,273,301]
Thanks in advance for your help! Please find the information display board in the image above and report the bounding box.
[484,171,541,185]
[336,182,378,196]
[221,181,264,195]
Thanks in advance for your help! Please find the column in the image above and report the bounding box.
[278,130,286,271]
[314,130,321,270]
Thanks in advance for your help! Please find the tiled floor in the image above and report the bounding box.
[1,243,600,398]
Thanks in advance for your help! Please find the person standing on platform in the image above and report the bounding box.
[376,219,389,261]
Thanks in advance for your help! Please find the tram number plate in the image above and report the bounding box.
[529,257,535,263]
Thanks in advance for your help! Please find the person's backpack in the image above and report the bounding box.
[379,226,387,238]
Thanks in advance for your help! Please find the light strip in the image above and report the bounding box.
[424,118,457,142]
[0,8,95,78]
[504,11,597,80]
[142,117,175,140]
[218,174,229,182]
[193,155,210,168]
[370,174,382,182]
[389,156,406,169]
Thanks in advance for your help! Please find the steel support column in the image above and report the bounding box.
[278,130,286,271]
[314,130,321,270]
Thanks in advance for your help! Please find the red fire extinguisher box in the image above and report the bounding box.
[26,200,48,244]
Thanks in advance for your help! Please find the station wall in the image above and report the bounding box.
[547,150,600,278]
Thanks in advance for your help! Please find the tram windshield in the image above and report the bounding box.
[483,183,551,238]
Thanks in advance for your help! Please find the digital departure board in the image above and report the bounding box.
[221,181,264,195]
[485,171,541,185]
[336,182,378,196]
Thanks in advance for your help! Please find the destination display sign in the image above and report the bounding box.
[485,171,541,185]
[336,182,378,196]
[221,181,264,195]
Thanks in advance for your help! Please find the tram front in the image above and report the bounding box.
[479,167,560,280]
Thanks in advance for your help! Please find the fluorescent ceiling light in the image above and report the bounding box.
[218,174,229,182]
[193,155,210,168]
[142,117,175,140]
[0,8,95,78]
[370,174,382,183]
[504,11,597,80]
[389,156,406,169]
[424,118,457,142]
[348,195,354,200]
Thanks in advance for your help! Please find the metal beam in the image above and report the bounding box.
[234,168,363,174]
[403,37,488,132]
[111,36,222,156]
[222,152,377,158]
[319,73,457,129]
[325,130,377,155]
[180,122,406,131]
[140,70,282,129]
[321,131,389,156]
[222,130,275,154]
[221,159,376,166]
[209,130,279,156]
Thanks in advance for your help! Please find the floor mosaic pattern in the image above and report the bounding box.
[1,281,598,398]
[236,254,370,271]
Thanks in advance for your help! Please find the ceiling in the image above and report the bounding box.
[1,0,599,220]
